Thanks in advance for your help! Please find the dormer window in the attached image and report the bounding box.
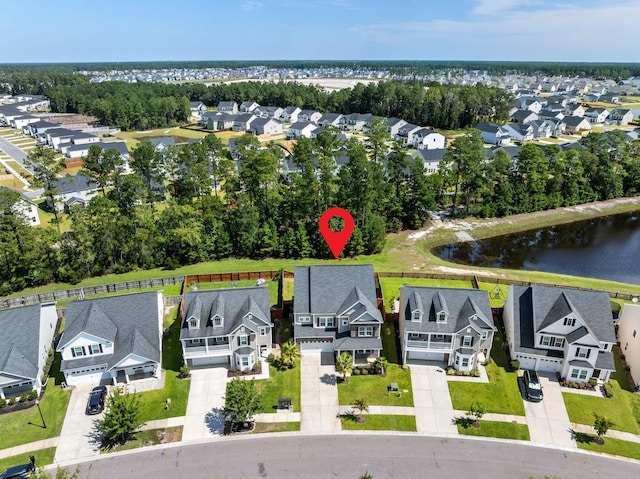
[437,312,447,323]
[412,310,422,322]
[188,318,199,329]
[212,315,222,327]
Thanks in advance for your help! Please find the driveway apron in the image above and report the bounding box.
[181,367,228,441]
[300,352,340,432]
[410,364,457,435]
[54,384,102,464]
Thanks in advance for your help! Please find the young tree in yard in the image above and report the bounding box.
[373,356,388,376]
[353,398,369,422]
[336,352,353,384]
[81,145,124,195]
[593,413,614,443]
[280,339,299,368]
[224,378,262,426]
[98,387,145,448]
[467,401,486,425]
[25,145,64,230]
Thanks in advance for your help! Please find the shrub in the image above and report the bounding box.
[266,353,275,363]
[352,369,361,375]
[360,368,369,375]
[446,367,456,375]
[602,382,614,398]
[0,398,6,408]
[18,394,27,403]
[510,360,520,371]
[589,378,598,387]
[483,357,493,366]
[179,364,191,379]
[471,369,480,377]
[27,390,38,401]
[8,396,16,406]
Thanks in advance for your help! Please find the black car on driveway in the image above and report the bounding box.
[86,385,108,415]
[0,462,35,479]
[523,370,543,402]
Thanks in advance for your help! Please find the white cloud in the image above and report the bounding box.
[242,1,263,10]
[350,1,640,61]
[470,0,541,16]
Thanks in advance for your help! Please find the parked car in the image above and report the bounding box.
[86,385,108,415]
[523,370,543,402]
[0,463,35,479]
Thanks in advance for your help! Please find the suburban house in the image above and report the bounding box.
[293,265,383,363]
[317,112,343,128]
[51,173,98,212]
[149,137,176,152]
[9,114,39,129]
[205,112,237,131]
[250,117,283,136]
[511,110,539,124]
[0,187,40,226]
[340,112,374,131]
[287,121,318,139]
[528,119,553,140]
[44,128,76,150]
[298,110,322,123]
[618,304,640,387]
[563,116,592,135]
[476,122,511,145]
[232,113,257,132]
[190,101,207,119]
[217,101,239,114]
[584,108,610,124]
[503,285,616,382]
[180,286,272,369]
[29,120,61,138]
[56,291,163,386]
[609,109,634,126]
[0,303,58,399]
[398,287,496,370]
[386,117,408,137]
[409,148,448,175]
[66,140,129,162]
[254,106,284,120]
[412,128,446,150]
[502,123,535,142]
[281,106,301,123]
[394,123,421,146]
[565,104,585,117]
[240,101,260,113]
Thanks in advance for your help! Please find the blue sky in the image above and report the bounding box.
[1,0,639,63]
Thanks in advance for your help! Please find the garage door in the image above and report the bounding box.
[537,358,561,373]
[65,371,104,386]
[409,351,445,362]
[191,356,229,367]
[516,355,536,370]
[300,340,334,353]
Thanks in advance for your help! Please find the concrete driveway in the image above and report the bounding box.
[181,367,228,441]
[522,373,575,447]
[409,364,457,435]
[54,384,103,464]
[300,352,340,432]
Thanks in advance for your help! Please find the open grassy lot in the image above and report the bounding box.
[110,426,183,452]
[252,422,300,434]
[0,385,72,450]
[457,420,530,440]
[0,447,56,471]
[256,359,301,413]
[190,280,278,306]
[575,433,640,461]
[135,308,190,423]
[340,414,416,431]
[338,364,413,407]
[379,277,475,312]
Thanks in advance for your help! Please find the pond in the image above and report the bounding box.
[433,211,640,285]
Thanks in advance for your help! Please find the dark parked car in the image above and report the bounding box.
[86,385,108,415]
[523,370,543,402]
[0,463,35,479]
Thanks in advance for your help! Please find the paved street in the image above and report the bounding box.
[0,135,28,165]
[300,351,340,432]
[181,367,227,441]
[410,364,458,435]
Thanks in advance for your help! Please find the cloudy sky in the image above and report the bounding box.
[1,0,638,63]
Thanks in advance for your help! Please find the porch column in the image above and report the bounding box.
[427,333,431,349]
[352,349,356,365]
[205,338,209,353]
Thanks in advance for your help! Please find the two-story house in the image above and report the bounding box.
[180,286,272,369]
[293,265,383,363]
[412,128,446,150]
[0,303,58,399]
[618,304,640,387]
[57,291,163,386]
[217,101,239,114]
[503,285,616,382]
[399,287,496,370]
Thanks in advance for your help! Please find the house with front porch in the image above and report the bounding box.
[563,116,592,135]
[503,285,616,382]
[399,287,496,370]
[293,265,383,363]
[0,303,58,399]
[609,109,634,126]
[180,287,272,369]
[57,291,163,386]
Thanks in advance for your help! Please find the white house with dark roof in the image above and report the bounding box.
[412,128,446,150]
[399,287,496,370]
[240,101,260,113]
[503,285,616,382]
[217,101,238,114]
[0,187,40,226]
[281,106,301,123]
[609,109,634,125]
[293,265,383,363]
[563,116,592,135]
[476,122,510,145]
[287,121,318,139]
[50,174,98,212]
[250,117,283,136]
[57,291,163,386]
[232,113,257,132]
[180,287,272,369]
[0,303,58,399]
[584,108,610,124]
[618,304,640,387]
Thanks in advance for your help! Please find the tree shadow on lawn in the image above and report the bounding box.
[571,430,595,444]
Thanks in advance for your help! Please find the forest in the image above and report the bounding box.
[1,126,639,296]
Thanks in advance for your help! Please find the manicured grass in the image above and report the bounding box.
[252,422,300,434]
[0,385,72,450]
[575,434,640,461]
[380,321,399,364]
[477,282,509,308]
[379,277,474,312]
[562,380,640,434]
[457,420,530,440]
[256,359,301,413]
[283,277,294,300]
[190,280,278,306]
[110,426,183,452]
[136,311,190,422]
[338,364,413,407]
[340,414,416,431]
[54,284,183,309]
[0,447,56,471]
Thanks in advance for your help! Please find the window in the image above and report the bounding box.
[215,337,226,343]
[318,317,334,327]
[461,358,470,368]
[481,331,488,339]
[412,311,422,321]
[462,336,473,347]
[259,327,267,336]
[409,333,421,339]
[540,335,564,348]
[563,317,575,327]
[213,316,222,327]
[437,312,447,323]
[435,334,445,340]
[358,326,374,337]
[298,316,311,324]
[89,344,102,355]
[188,318,198,329]
[576,347,591,359]
[241,356,249,368]
[238,335,248,346]
[72,346,85,357]
[341,319,349,327]
[570,368,588,380]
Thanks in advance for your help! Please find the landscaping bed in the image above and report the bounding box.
[108,426,183,452]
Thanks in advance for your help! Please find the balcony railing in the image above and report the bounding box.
[406,340,453,350]
[183,343,232,357]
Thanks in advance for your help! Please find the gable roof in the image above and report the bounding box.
[0,304,46,381]
[53,174,96,195]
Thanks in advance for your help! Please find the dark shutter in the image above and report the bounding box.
[99,343,103,353]
[71,348,76,358]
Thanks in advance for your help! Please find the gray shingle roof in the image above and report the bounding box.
[0,305,48,380]
[334,336,383,350]
[53,174,96,195]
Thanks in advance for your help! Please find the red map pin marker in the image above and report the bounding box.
[319,207,355,259]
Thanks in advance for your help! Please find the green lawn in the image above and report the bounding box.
[110,426,183,452]
[283,277,294,301]
[575,434,640,461]
[55,284,183,309]
[0,447,56,471]
[379,277,475,312]
[190,280,279,306]
[457,420,530,440]
[380,321,399,364]
[256,359,301,413]
[477,282,509,308]
[0,385,72,450]
[338,364,413,407]
[252,422,300,434]
[340,414,416,431]
[136,309,190,423]
[562,380,640,434]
